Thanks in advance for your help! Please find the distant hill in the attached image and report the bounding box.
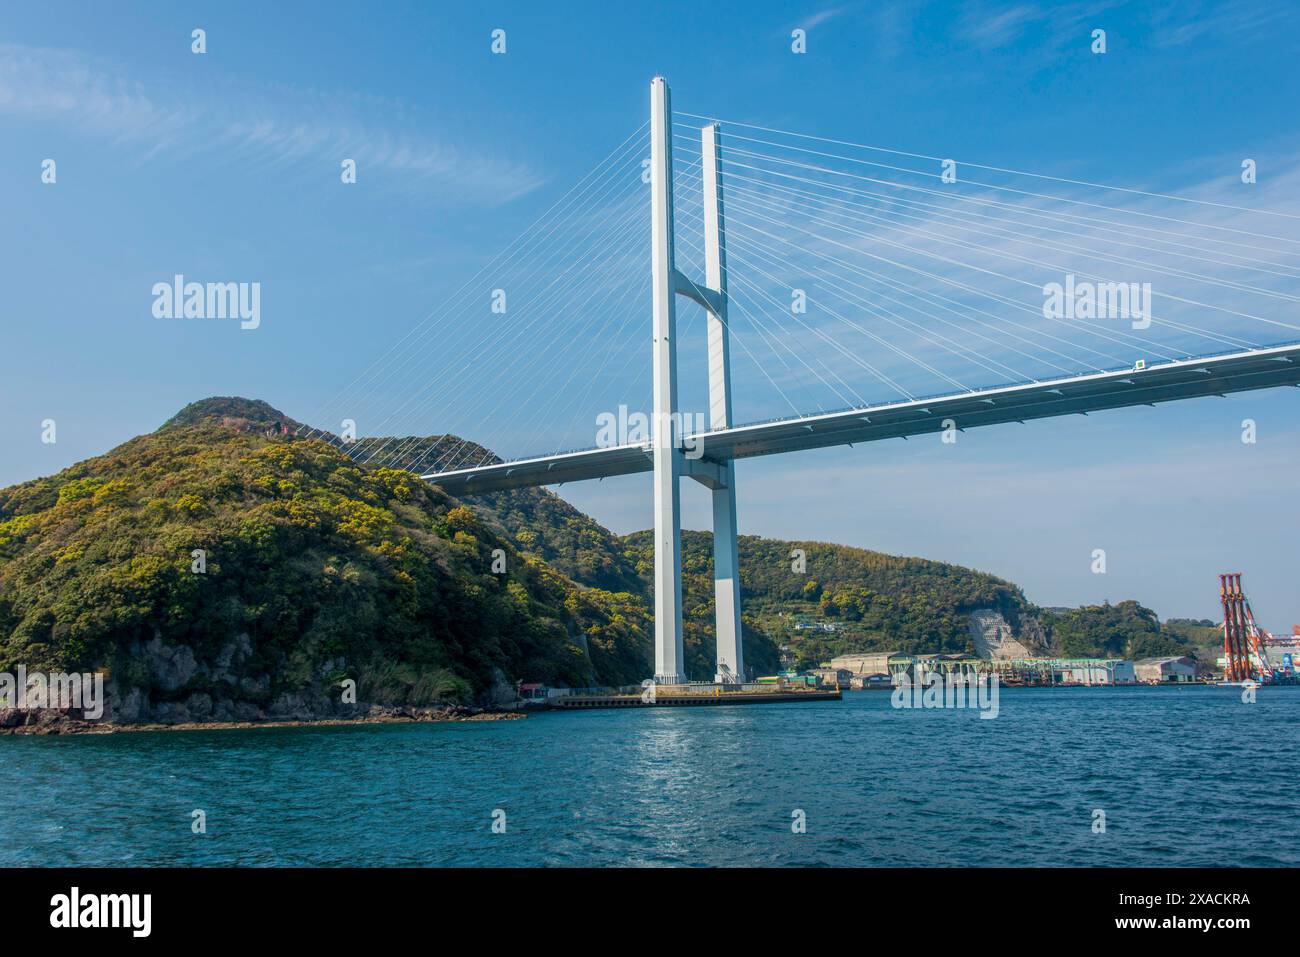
[621,531,1038,671]
[1037,600,1195,660]
[341,432,645,594]
[161,396,307,435]
[1155,617,1222,663]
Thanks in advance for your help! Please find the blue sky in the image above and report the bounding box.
[2,1,1298,628]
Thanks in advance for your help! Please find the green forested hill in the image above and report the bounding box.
[160,396,306,434]
[619,531,784,678]
[621,531,1033,670]
[1039,602,1203,661]
[467,488,645,595]
[0,401,653,722]
[1160,618,1223,662]
[341,434,645,594]
[0,396,1212,725]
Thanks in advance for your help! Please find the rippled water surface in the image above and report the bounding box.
[4,685,1297,866]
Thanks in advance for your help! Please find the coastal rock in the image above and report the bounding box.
[481,668,519,709]
[109,685,147,724]
[208,634,253,685]
[142,637,199,692]
[1,699,528,734]
[238,674,270,698]
[268,692,326,721]
[185,692,214,720]
[151,701,192,724]
[232,701,265,722]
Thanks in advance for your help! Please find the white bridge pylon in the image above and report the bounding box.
[422,76,1300,686]
[648,76,743,685]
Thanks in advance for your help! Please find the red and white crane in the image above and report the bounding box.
[1220,573,1274,683]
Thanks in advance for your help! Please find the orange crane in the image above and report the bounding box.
[1219,573,1273,683]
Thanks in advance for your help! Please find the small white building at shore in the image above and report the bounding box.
[1134,656,1196,683]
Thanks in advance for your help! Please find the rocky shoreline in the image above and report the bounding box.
[0,704,526,736]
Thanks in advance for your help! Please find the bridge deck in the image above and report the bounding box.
[421,343,1300,494]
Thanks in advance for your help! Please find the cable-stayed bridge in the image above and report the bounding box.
[305,77,1300,687]
[421,344,1300,493]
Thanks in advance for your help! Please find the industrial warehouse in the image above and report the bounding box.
[788,573,1295,691]
[805,652,1196,689]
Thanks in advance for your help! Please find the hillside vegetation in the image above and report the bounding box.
[621,532,1034,670]
[0,396,1212,725]
[1037,600,1199,661]
[0,403,651,722]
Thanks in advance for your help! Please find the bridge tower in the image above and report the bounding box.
[649,76,744,685]
[648,77,687,683]
[700,122,744,685]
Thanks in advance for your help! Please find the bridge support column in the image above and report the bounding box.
[701,122,744,685]
[649,76,687,685]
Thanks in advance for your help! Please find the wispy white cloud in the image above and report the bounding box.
[1148,1,1296,48]
[0,43,189,141]
[948,0,1296,58]
[960,3,1045,50]
[802,5,853,30]
[0,43,545,205]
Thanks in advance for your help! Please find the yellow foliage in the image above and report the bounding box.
[56,477,103,504]
[446,505,478,532]
[174,494,207,514]
[0,514,39,547]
